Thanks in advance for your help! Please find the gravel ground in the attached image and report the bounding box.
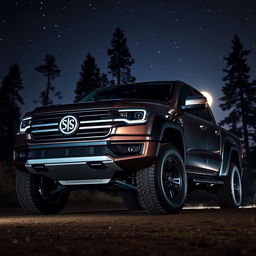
[0,205,256,256]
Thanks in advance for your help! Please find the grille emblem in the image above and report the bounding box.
[59,115,79,135]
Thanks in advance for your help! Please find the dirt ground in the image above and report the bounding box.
[0,204,256,256]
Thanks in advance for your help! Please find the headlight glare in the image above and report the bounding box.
[114,109,148,124]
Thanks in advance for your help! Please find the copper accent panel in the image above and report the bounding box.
[110,141,158,170]
[114,125,150,135]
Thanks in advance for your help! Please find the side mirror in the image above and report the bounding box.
[181,96,207,110]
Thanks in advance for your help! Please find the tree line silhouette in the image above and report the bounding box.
[0,29,255,194]
[219,35,256,196]
[0,28,135,160]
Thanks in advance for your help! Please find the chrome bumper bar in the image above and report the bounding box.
[25,156,120,185]
[25,156,113,167]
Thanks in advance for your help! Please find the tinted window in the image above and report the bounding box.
[179,85,213,122]
[191,88,203,97]
[179,85,193,106]
[80,83,173,102]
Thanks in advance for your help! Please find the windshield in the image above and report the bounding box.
[80,83,173,103]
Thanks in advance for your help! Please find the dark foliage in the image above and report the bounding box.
[100,73,112,88]
[74,53,107,102]
[0,64,24,160]
[108,27,136,84]
[35,55,61,105]
[219,35,256,197]
[219,35,256,156]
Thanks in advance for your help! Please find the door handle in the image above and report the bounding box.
[199,125,207,131]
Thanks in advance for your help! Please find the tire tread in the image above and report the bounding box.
[137,145,187,215]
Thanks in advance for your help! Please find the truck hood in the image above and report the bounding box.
[29,98,171,116]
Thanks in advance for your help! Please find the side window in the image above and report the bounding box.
[181,86,213,122]
[190,88,203,97]
[178,86,192,106]
[191,89,213,122]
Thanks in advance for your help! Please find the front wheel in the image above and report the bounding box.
[217,163,242,208]
[16,171,69,215]
[136,145,187,215]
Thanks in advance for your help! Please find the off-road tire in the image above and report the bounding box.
[16,171,69,215]
[136,145,187,215]
[217,163,242,208]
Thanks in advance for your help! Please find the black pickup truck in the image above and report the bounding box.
[14,81,243,215]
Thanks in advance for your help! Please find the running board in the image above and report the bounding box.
[193,178,224,185]
[59,179,111,186]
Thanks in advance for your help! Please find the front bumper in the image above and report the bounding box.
[14,139,158,185]
[25,155,120,185]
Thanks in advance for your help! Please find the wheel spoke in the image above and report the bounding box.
[161,155,184,203]
[169,187,175,199]
[234,185,239,191]
[172,178,181,185]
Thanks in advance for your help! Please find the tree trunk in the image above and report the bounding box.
[45,74,51,105]
[239,84,250,159]
[117,67,120,84]
[117,50,121,84]
[239,83,254,200]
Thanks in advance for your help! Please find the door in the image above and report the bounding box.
[204,108,221,173]
[181,111,208,172]
[186,105,221,174]
[178,85,208,173]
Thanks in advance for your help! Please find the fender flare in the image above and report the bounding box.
[219,137,242,177]
[151,115,185,161]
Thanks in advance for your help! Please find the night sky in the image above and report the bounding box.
[0,0,256,122]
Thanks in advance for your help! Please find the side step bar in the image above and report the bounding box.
[192,178,224,185]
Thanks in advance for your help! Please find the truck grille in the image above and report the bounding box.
[30,109,113,142]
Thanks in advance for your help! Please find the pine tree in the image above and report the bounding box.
[219,35,256,158]
[74,53,102,101]
[100,73,111,87]
[108,27,136,84]
[219,35,256,198]
[0,64,24,160]
[35,55,61,105]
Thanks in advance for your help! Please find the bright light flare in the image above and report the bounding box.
[201,91,213,106]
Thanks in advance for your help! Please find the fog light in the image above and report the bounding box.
[128,145,138,152]
[134,111,144,120]
[110,144,143,156]
[126,145,141,154]
[15,151,28,160]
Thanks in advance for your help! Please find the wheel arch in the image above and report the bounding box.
[219,138,242,177]
[157,124,185,162]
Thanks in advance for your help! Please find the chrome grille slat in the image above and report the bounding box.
[32,128,59,134]
[31,123,58,128]
[79,113,112,117]
[30,109,113,142]
[80,119,113,124]
[79,125,112,130]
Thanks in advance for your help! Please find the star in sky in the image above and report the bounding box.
[0,0,255,124]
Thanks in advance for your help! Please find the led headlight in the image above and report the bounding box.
[114,109,148,124]
[19,116,32,134]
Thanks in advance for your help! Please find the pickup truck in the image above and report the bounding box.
[14,81,243,215]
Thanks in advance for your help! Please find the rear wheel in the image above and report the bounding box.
[122,190,144,211]
[136,145,187,215]
[217,163,242,208]
[16,171,69,215]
